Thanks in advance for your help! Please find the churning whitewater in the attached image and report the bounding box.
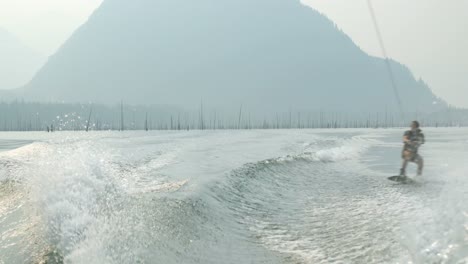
[0,129,467,264]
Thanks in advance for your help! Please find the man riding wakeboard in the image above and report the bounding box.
[399,121,425,176]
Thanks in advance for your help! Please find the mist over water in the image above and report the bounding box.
[0,129,467,263]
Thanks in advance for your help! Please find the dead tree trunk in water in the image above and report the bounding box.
[86,105,93,132]
[200,101,205,130]
[237,105,243,129]
[144,112,148,131]
[120,101,124,131]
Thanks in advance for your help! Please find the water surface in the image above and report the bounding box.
[0,129,467,263]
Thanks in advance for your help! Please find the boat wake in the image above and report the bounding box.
[0,130,467,263]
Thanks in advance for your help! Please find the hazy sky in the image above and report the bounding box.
[0,0,103,55]
[303,0,468,108]
[0,0,466,107]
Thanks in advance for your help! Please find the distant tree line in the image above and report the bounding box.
[0,100,467,132]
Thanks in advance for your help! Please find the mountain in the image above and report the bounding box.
[21,0,445,113]
[0,28,45,90]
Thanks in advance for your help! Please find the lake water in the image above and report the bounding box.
[0,129,467,263]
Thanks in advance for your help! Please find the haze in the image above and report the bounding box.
[303,0,468,108]
[0,0,466,108]
[0,0,103,55]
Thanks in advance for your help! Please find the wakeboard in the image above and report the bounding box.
[388,175,415,183]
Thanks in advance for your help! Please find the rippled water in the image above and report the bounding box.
[0,129,467,264]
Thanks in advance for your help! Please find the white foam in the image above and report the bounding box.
[402,142,468,263]
[271,135,377,164]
